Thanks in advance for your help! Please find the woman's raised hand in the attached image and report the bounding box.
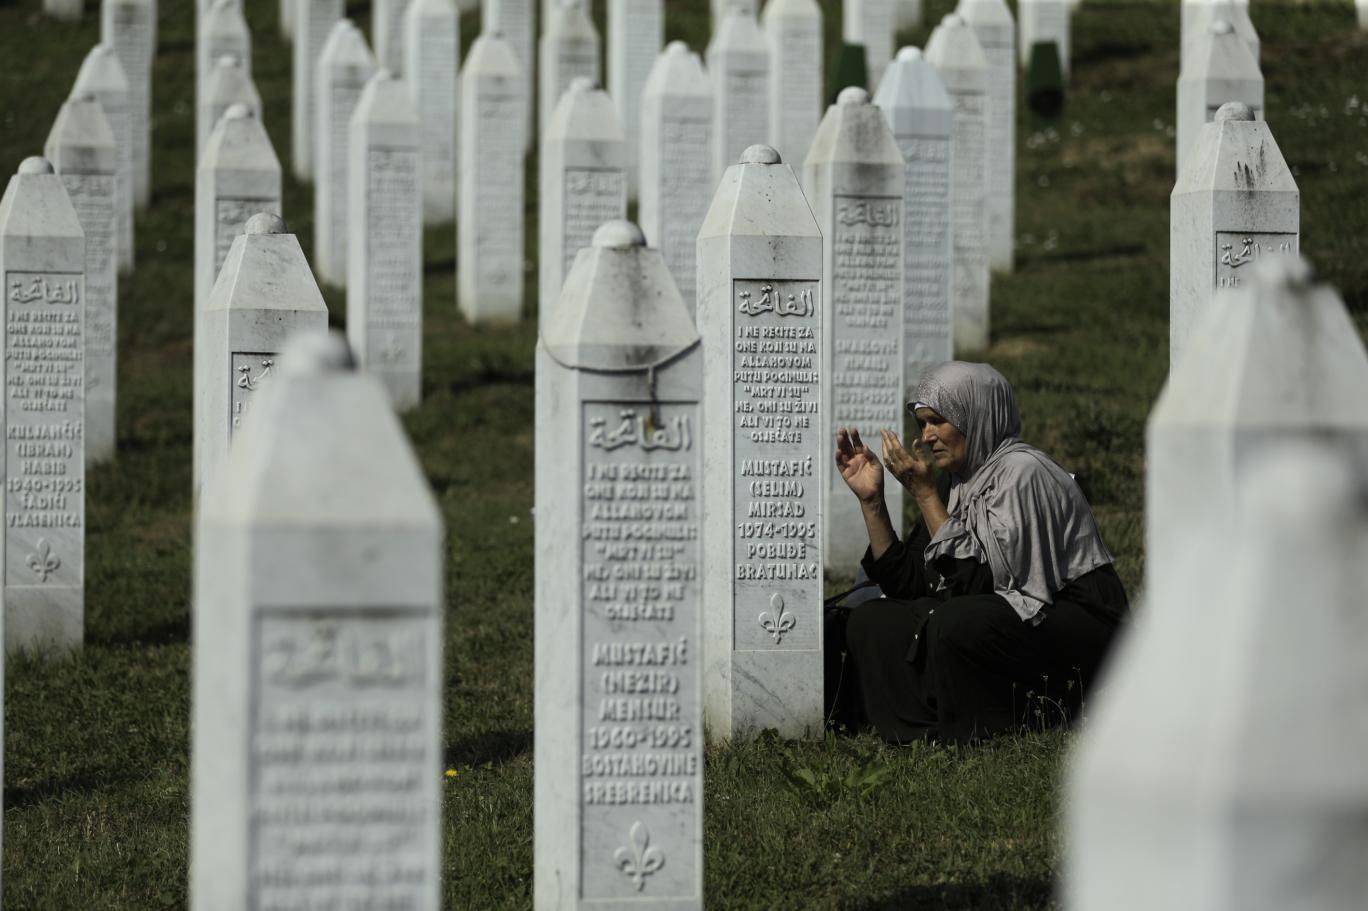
[834,427,884,505]
[881,429,936,497]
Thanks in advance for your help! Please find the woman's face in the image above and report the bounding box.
[914,407,968,474]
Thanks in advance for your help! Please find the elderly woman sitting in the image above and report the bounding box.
[826,362,1128,744]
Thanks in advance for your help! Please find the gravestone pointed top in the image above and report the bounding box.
[741,143,781,164]
[281,329,357,375]
[19,156,55,176]
[1211,18,1234,35]
[1215,101,1256,122]
[942,13,964,26]
[665,39,690,56]
[897,46,923,62]
[592,219,645,248]
[838,86,871,105]
[245,212,287,234]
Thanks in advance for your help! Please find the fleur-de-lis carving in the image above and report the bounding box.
[614,821,664,892]
[27,538,60,582]
[759,593,796,644]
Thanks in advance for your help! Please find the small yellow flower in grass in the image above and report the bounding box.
[444,768,459,780]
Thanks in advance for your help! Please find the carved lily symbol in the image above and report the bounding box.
[759,593,796,644]
[614,821,664,892]
[27,538,60,582]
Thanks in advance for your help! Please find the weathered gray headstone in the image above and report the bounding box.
[926,14,990,351]
[291,0,344,180]
[458,31,527,323]
[191,330,444,911]
[197,0,251,132]
[539,79,626,322]
[802,88,905,574]
[539,0,601,138]
[534,219,704,909]
[697,144,824,740]
[101,0,155,209]
[844,0,896,87]
[607,0,662,200]
[373,0,414,72]
[1068,258,1368,911]
[1182,0,1258,62]
[0,158,86,653]
[314,19,376,287]
[958,0,1015,273]
[484,0,535,148]
[403,0,459,225]
[1170,102,1296,368]
[1176,18,1263,179]
[73,45,134,276]
[706,6,771,182]
[45,98,118,468]
[762,0,823,169]
[639,41,714,313]
[1018,0,1070,79]
[348,71,422,410]
[874,47,954,398]
[198,54,263,160]
[195,214,329,494]
[45,0,83,20]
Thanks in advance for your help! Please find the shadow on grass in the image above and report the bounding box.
[843,873,1056,911]
[445,729,533,766]
[5,768,146,812]
[94,613,191,648]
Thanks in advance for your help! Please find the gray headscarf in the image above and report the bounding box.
[911,362,1114,622]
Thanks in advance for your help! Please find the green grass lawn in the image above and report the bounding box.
[1,0,1365,907]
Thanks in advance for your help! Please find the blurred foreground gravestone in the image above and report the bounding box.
[1170,102,1296,368]
[958,0,1016,273]
[404,0,459,225]
[101,0,154,208]
[292,0,344,180]
[192,331,444,911]
[607,0,662,199]
[802,87,905,574]
[0,158,86,653]
[762,0,823,169]
[698,145,824,741]
[707,5,770,181]
[73,45,134,275]
[1068,260,1368,911]
[1176,18,1262,178]
[873,46,953,399]
[45,96,118,467]
[539,79,625,322]
[534,220,704,910]
[348,70,423,410]
[195,215,327,494]
[314,19,376,287]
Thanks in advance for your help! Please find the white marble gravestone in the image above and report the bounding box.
[1176,19,1263,179]
[639,42,714,313]
[926,15,990,351]
[707,6,771,182]
[291,0,344,181]
[607,0,662,199]
[403,0,459,225]
[539,0,601,138]
[101,0,154,209]
[314,19,376,287]
[711,0,756,32]
[844,0,896,87]
[1170,103,1296,369]
[1181,0,1257,62]
[1018,0,1070,79]
[458,32,527,323]
[373,0,414,72]
[45,98,118,468]
[1359,0,1368,30]
[198,0,251,128]
[874,47,954,399]
[895,0,922,30]
[762,0,823,169]
[484,0,535,148]
[348,71,423,411]
[534,220,704,910]
[199,55,263,159]
[192,331,444,911]
[802,88,906,574]
[280,0,295,38]
[196,105,282,327]
[195,214,329,494]
[697,144,824,741]
[0,158,86,653]
[1068,259,1368,911]
[46,0,83,20]
[957,0,1015,273]
[539,79,626,322]
[73,45,134,276]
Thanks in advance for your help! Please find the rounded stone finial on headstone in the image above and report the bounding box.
[281,329,357,376]
[740,143,782,165]
[18,156,55,176]
[223,103,253,121]
[376,67,396,82]
[837,86,871,106]
[217,53,242,68]
[896,46,923,63]
[1211,18,1235,35]
[1214,101,1256,123]
[568,75,597,93]
[245,212,288,235]
[942,13,965,27]
[592,219,646,248]
[666,40,689,56]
